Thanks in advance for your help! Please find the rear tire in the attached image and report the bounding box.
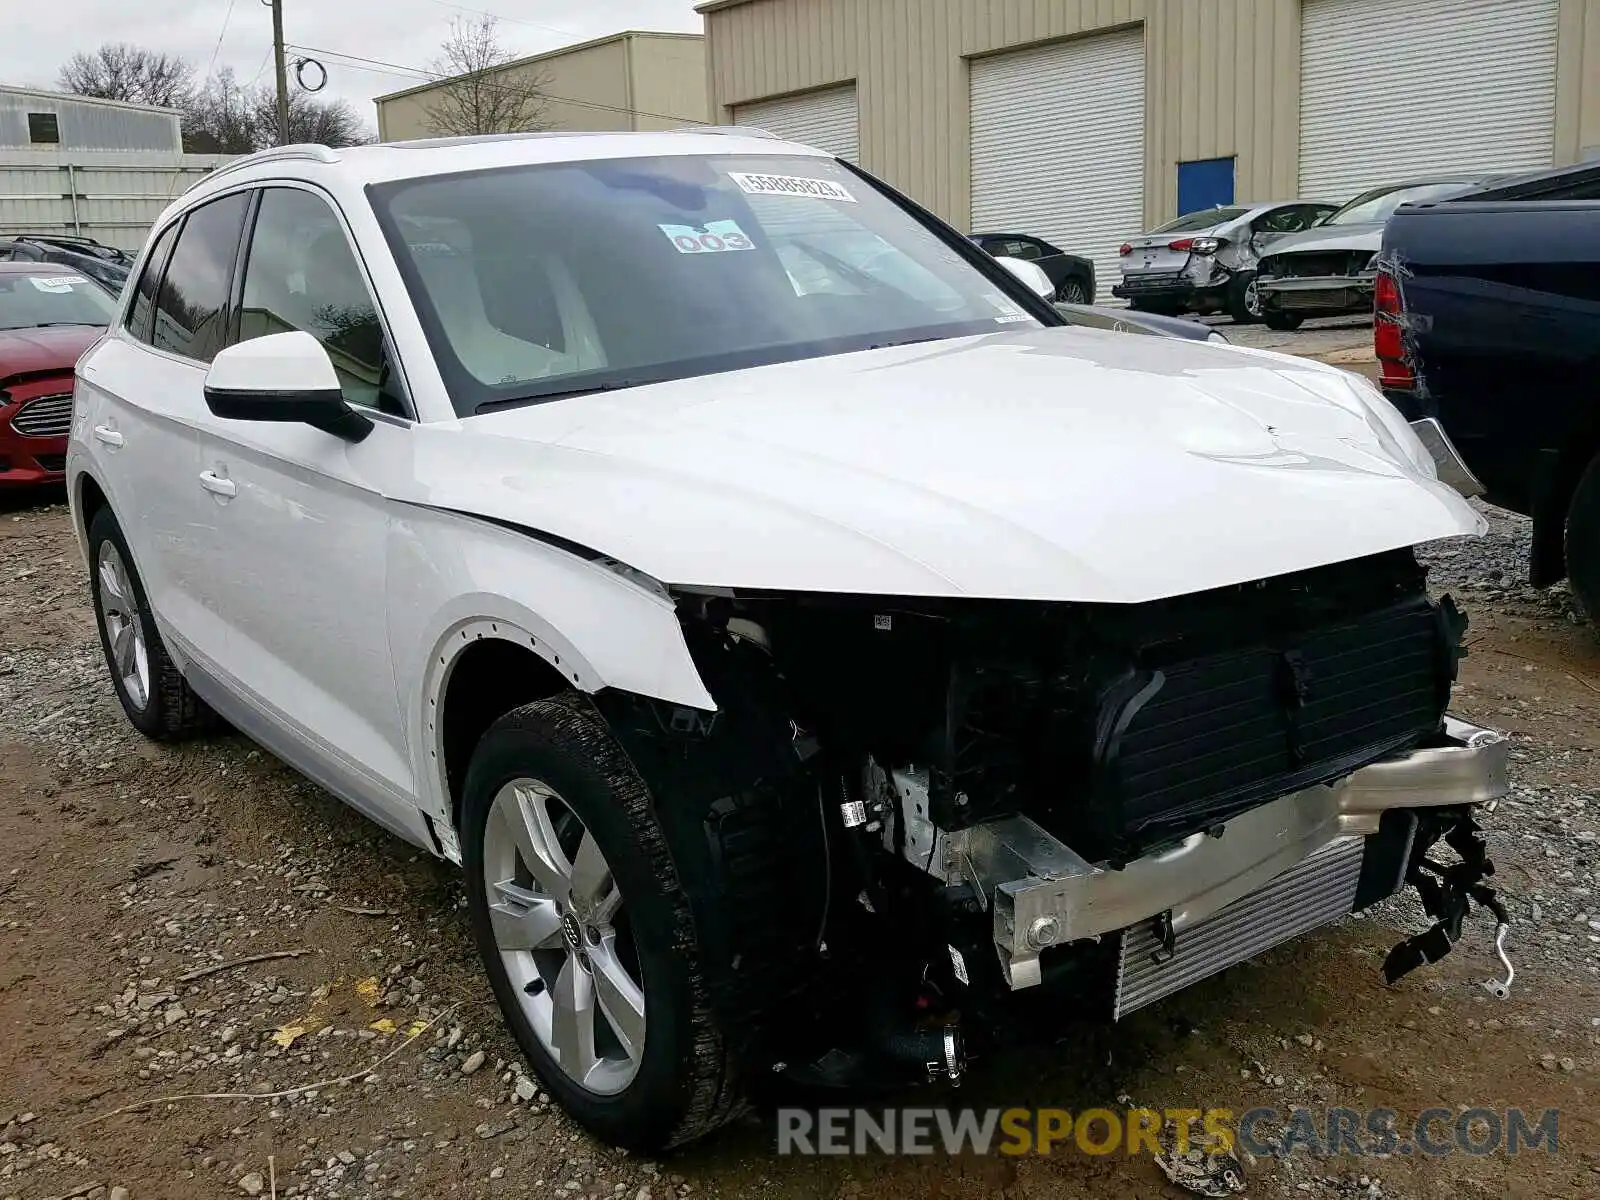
[461,694,746,1151]
[1263,309,1304,331]
[1054,277,1090,305]
[87,506,213,740]
[1227,272,1263,324]
[1565,452,1600,625]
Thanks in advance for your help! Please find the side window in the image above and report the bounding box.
[126,221,180,345]
[153,191,249,362]
[239,187,394,414]
[1006,239,1043,261]
[1306,205,1338,227]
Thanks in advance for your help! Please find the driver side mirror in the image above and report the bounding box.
[203,331,373,442]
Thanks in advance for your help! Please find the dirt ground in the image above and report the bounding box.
[1,492,1596,1200]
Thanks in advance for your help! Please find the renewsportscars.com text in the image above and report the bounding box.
[775,1106,1560,1158]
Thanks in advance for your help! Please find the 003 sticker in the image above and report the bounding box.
[659,220,757,254]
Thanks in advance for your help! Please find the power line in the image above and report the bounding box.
[285,43,712,127]
[203,0,241,81]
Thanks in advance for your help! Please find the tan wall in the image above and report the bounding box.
[628,34,711,130]
[704,0,1600,228]
[377,37,633,141]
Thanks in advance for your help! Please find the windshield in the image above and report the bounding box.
[1323,182,1472,226]
[1151,207,1248,234]
[0,272,116,331]
[370,154,1044,414]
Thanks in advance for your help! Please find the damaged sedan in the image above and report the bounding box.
[1255,177,1488,329]
[1112,201,1336,322]
[69,130,1513,1152]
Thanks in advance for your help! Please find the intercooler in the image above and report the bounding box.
[1112,835,1364,1020]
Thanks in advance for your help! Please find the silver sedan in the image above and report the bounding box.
[1111,200,1339,323]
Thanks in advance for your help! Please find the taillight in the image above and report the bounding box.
[1168,238,1194,253]
[1118,243,1132,256]
[1191,236,1223,254]
[1373,268,1414,390]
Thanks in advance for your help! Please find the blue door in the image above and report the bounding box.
[1177,157,1236,216]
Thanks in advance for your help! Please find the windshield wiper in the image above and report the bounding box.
[22,321,100,328]
[474,378,654,414]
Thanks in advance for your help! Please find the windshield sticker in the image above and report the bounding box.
[727,172,856,203]
[984,293,1027,317]
[993,314,1032,324]
[30,275,86,293]
[659,220,756,254]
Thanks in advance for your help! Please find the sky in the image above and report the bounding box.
[4,0,704,131]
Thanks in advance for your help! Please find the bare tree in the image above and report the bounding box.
[422,15,549,137]
[182,68,256,155]
[58,43,196,109]
[256,88,372,149]
[182,68,371,153]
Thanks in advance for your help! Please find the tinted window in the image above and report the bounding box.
[1006,239,1042,260]
[153,191,249,362]
[126,222,179,345]
[373,154,1041,416]
[239,187,393,413]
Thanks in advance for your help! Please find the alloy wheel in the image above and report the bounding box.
[97,540,150,711]
[1244,278,1263,318]
[484,777,646,1095]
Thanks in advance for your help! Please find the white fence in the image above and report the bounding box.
[0,151,234,252]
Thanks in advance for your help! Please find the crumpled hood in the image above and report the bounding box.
[1262,224,1384,259]
[417,326,1483,604]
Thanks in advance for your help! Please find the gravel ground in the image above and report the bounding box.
[0,493,1596,1200]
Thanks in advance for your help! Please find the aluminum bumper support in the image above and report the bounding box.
[962,717,1508,989]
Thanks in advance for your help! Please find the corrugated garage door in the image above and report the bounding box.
[732,85,858,161]
[970,29,1146,302]
[1299,0,1558,203]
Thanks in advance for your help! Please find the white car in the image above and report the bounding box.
[69,130,1511,1151]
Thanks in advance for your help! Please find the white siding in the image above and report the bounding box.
[0,152,231,251]
[1299,0,1560,202]
[732,85,859,160]
[969,29,1146,301]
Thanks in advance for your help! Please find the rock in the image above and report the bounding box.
[1295,1033,1314,1047]
[219,1026,237,1045]
[490,1167,506,1180]
[338,1150,356,1165]
[164,1005,188,1026]
[461,1050,486,1076]
[515,1079,537,1103]
[636,1189,653,1200]
[446,1026,464,1049]
[238,1173,265,1196]
[1559,1057,1576,1072]
[110,1189,130,1200]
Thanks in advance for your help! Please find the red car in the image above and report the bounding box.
[0,261,117,487]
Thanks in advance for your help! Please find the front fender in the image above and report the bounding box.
[386,505,715,824]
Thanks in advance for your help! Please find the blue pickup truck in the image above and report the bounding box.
[1378,161,1600,622]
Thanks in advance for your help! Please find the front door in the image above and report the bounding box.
[190,184,417,814]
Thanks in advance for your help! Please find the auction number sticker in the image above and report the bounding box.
[659,220,757,254]
[727,172,856,203]
[30,275,88,293]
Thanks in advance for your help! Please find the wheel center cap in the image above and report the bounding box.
[561,912,583,950]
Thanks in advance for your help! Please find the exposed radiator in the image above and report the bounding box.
[1113,836,1363,1020]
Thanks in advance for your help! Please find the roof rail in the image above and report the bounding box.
[678,124,780,139]
[189,144,342,191]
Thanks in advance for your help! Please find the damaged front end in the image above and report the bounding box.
[595,547,1511,1088]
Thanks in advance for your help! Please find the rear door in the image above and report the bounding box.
[73,193,250,665]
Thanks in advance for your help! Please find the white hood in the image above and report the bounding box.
[410,327,1482,604]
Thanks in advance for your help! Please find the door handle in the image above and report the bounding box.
[93,424,124,448]
[198,469,237,499]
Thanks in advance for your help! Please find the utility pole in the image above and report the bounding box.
[270,0,289,145]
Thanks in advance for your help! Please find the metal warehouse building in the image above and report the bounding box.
[375,31,708,141]
[700,0,1600,294]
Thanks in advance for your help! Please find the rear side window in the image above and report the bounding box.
[153,191,250,362]
[126,222,179,345]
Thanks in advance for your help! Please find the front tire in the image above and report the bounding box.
[1565,452,1600,626]
[461,695,745,1150]
[1263,309,1304,331]
[87,506,213,740]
